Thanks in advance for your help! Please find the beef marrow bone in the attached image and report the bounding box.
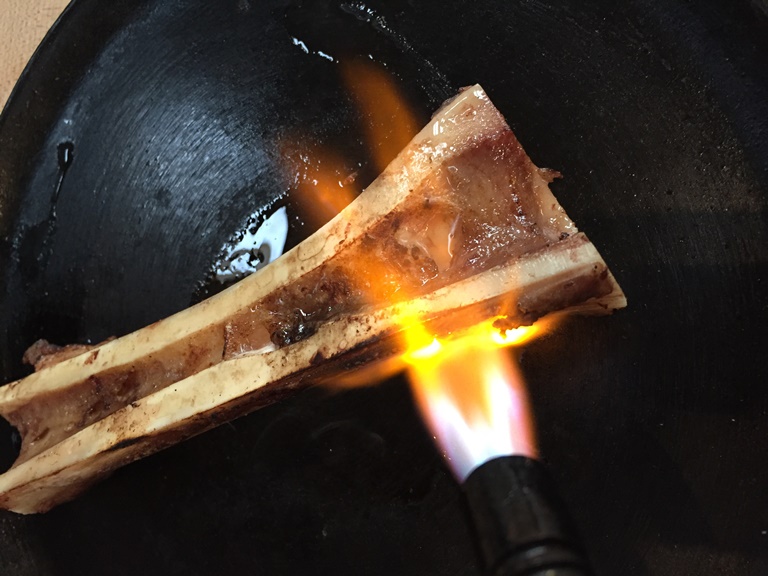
[0,85,625,513]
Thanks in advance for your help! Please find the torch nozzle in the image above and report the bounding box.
[463,456,592,576]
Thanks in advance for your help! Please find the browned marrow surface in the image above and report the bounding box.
[0,85,626,513]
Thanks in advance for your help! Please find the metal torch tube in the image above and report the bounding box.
[463,455,592,576]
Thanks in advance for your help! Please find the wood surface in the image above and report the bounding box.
[0,0,69,110]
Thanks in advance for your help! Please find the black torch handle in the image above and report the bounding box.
[463,455,592,576]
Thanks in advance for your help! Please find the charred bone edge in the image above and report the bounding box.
[0,236,623,513]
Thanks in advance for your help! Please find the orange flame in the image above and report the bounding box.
[296,62,431,391]
[341,60,421,174]
[287,146,360,231]
[291,62,552,479]
[279,60,419,232]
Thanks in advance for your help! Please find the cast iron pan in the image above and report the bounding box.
[1,1,767,574]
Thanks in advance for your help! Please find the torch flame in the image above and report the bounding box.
[290,62,552,481]
[403,320,546,481]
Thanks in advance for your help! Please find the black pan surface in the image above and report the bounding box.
[1,1,767,574]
